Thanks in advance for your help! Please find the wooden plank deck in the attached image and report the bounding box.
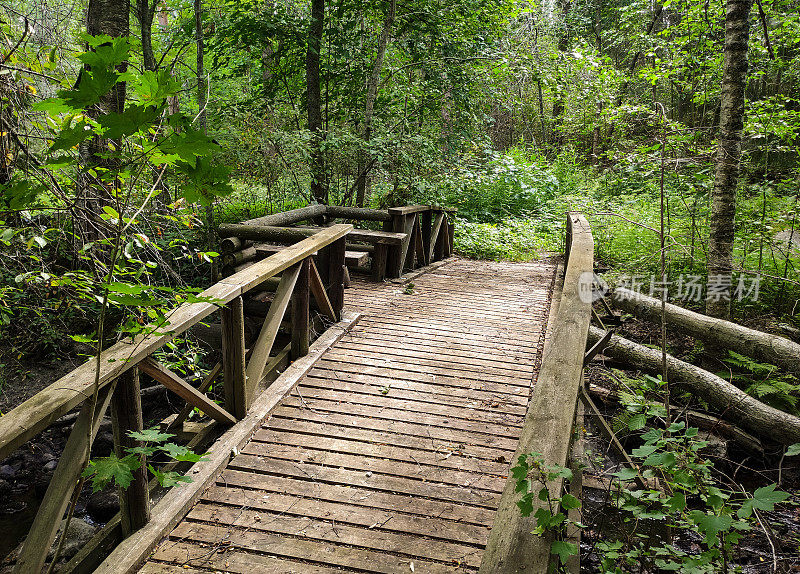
[138,258,557,573]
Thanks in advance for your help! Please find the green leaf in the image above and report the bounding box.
[550,540,578,564]
[613,467,639,481]
[82,453,141,492]
[98,104,161,139]
[786,443,800,456]
[160,443,205,463]
[128,428,175,443]
[77,38,130,68]
[560,493,582,511]
[148,464,192,488]
[666,492,686,513]
[628,412,647,431]
[737,484,790,518]
[689,511,732,545]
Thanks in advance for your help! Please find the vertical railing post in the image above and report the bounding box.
[421,209,433,266]
[111,367,150,536]
[221,296,248,418]
[291,258,311,359]
[434,216,447,261]
[386,211,406,278]
[447,217,455,257]
[327,237,346,320]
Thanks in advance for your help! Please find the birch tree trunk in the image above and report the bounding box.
[706,0,753,319]
[356,0,396,208]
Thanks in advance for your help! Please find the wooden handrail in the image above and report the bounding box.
[479,212,594,574]
[0,224,352,462]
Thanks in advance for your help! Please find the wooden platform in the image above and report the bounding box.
[138,258,557,573]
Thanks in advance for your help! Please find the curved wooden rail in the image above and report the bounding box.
[480,212,594,574]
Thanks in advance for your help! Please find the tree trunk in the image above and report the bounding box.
[77,0,129,247]
[306,0,327,205]
[136,0,158,71]
[356,0,396,208]
[706,0,752,318]
[587,327,800,445]
[611,287,800,376]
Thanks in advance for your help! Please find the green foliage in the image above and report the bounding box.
[515,400,795,572]
[721,351,800,415]
[82,427,205,492]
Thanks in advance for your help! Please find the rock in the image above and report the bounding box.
[91,430,114,457]
[0,479,9,495]
[48,517,96,561]
[0,465,15,480]
[87,489,119,522]
[43,459,58,472]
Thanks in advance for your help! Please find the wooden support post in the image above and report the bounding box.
[139,358,237,426]
[309,258,337,321]
[111,368,150,537]
[245,264,301,391]
[386,213,415,278]
[446,220,455,257]
[421,210,433,266]
[13,383,117,574]
[413,216,425,269]
[291,258,311,359]
[433,218,446,262]
[428,212,445,263]
[371,243,388,281]
[327,237,346,320]
[221,296,248,418]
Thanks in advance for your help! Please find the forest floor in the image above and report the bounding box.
[581,313,800,571]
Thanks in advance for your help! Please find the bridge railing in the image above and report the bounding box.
[0,224,352,574]
[480,212,594,574]
[218,203,457,281]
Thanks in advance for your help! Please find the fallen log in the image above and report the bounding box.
[611,287,800,376]
[588,326,800,445]
[327,205,391,222]
[242,204,327,227]
[220,246,258,267]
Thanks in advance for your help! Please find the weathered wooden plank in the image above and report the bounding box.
[290,384,524,427]
[387,204,431,215]
[344,249,369,266]
[148,541,345,574]
[139,358,237,426]
[187,502,483,567]
[166,521,461,574]
[202,484,491,544]
[313,360,531,398]
[217,469,496,529]
[251,428,509,474]
[111,368,150,537]
[264,415,515,462]
[221,296,248,418]
[279,394,522,438]
[239,441,505,493]
[245,264,301,391]
[291,258,310,360]
[95,312,361,574]
[227,454,499,508]
[270,405,518,451]
[13,383,116,574]
[308,258,336,321]
[300,372,529,412]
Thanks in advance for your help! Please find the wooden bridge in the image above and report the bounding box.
[0,206,593,574]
